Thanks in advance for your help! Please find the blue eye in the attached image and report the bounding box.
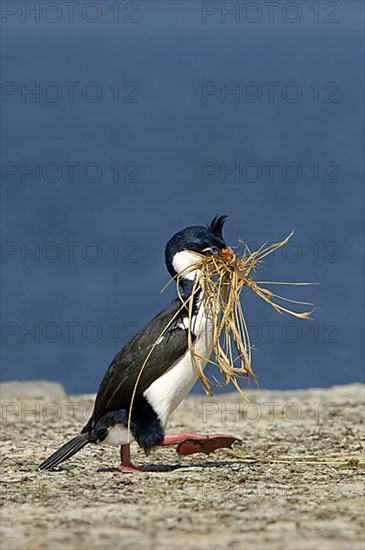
[211,246,219,253]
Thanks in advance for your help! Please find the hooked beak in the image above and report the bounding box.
[221,247,235,261]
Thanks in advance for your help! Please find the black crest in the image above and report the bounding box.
[208,215,227,240]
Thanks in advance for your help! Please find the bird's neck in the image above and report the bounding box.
[179,275,214,341]
[179,277,202,305]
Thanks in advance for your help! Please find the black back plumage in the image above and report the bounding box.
[87,298,190,430]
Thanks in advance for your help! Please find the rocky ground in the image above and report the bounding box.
[0,382,364,550]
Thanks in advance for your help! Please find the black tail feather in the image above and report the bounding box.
[38,435,89,471]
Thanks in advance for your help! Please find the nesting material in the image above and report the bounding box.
[176,230,315,396]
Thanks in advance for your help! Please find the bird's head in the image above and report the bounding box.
[165,215,234,286]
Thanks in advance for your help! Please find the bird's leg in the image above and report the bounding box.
[119,443,142,473]
[159,432,241,456]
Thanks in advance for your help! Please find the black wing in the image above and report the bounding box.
[88,299,188,425]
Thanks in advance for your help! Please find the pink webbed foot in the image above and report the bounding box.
[159,432,241,456]
[119,462,143,474]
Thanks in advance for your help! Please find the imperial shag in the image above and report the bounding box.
[39,216,239,473]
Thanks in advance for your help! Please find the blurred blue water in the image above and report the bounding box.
[1,1,364,393]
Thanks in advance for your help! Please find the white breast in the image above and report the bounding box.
[144,296,213,427]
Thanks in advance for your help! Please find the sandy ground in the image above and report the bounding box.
[0,382,364,550]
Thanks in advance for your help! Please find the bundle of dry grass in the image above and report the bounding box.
[175,230,315,396]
